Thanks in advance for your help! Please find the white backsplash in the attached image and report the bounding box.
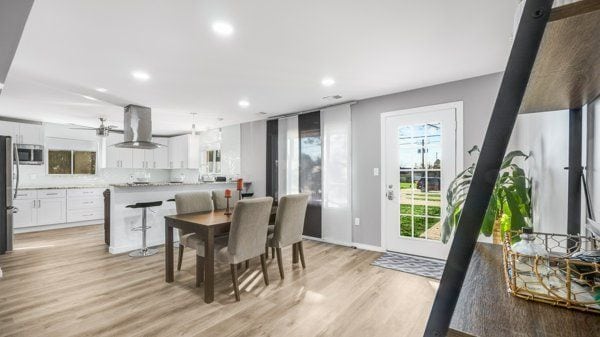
[19,165,171,187]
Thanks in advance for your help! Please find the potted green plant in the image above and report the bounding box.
[441,146,532,244]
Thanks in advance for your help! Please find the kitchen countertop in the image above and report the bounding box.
[110,181,239,188]
[19,185,109,190]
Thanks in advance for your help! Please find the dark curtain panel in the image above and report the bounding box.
[298,111,322,238]
[266,119,278,200]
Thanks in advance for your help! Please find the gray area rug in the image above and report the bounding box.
[371,251,445,280]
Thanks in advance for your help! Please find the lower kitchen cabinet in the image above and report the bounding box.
[37,198,67,225]
[13,188,104,229]
[13,198,37,228]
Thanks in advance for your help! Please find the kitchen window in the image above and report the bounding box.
[48,150,96,175]
[204,149,221,174]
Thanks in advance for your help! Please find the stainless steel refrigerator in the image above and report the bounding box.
[0,136,18,254]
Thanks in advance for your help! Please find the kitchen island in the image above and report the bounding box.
[107,182,239,254]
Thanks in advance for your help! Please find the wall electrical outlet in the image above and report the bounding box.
[354,218,360,226]
[373,168,379,176]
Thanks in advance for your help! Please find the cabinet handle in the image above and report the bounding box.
[46,193,58,195]
[32,200,36,208]
[38,200,41,208]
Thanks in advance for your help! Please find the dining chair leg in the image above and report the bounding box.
[276,248,284,279]
[271,247,275,259]
[298,241,306,269]
[230,264,241,301]
[260,254,269,286]
[292,243,299,264]
[245,260,250,269]
[177,244,184,271]
[265,246,269,258]
[196,255,204,287]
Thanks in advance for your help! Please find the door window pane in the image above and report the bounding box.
[48,150,72,174]
[73,151,96,174]
[397,122,443,241]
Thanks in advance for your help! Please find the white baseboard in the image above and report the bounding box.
[302,235,385,252]
[14,220,102,234]
[352,242,386,252]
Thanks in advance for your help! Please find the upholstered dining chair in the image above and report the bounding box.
[266,193,309,279]
[211,189,240,210]
[174,191,214,271]
[190,197,273,301]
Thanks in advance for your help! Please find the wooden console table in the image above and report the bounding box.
[449,243,600,337]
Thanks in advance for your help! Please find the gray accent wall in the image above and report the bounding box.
[351,72,504,247]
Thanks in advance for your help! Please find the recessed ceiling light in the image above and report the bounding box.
[131,71,150,81]
[321,77,335,87]
[212,21,234,36]
[238,100,250,108]
[82,95,98,101]
[95,88,107,93]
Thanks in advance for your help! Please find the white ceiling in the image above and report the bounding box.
[0,0,517,135]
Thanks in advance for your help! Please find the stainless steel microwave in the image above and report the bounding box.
[16,144,44,165]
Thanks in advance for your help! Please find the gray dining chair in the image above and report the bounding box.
[212,189,240,210]
[191,197,273,301]
[175,191,214,272]
[265,194,309,279]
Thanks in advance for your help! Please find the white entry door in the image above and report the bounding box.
[382,103,462,260]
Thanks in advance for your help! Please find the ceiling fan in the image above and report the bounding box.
[70,117,118,137]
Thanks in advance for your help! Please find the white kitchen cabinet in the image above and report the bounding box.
[18,123,44,144]
[168,134,199,169]
[0,121,18,139]
[13,188,104,230]
[67,188,103,223]
[13,189,66,227]
[152,137,169,169]
[106,133,132,168]
[13,198,37,228]
[0,121,44,144]
[37,198,67,225]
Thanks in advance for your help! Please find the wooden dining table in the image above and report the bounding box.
[164,207,276,303]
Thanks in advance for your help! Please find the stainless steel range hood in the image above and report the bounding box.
[114,105,164,149]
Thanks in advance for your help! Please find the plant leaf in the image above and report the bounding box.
[501,150,529,169]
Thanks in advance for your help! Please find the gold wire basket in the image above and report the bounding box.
[502,231,600,314]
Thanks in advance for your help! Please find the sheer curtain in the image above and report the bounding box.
[321,104,352,243]
[277,116,299,198]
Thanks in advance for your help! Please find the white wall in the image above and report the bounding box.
[509,110,570,234]
[240,120,266,197]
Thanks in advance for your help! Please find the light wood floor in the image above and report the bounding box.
[0,225,438,337]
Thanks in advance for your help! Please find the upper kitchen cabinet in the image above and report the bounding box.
[105,133,132,168]
[168,134,200,169]
[152,137,169,169]
[18,123,44,144]
[0,121,44,144]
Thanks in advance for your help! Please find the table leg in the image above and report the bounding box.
[204,228,215,303]
[165,223,174,283]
